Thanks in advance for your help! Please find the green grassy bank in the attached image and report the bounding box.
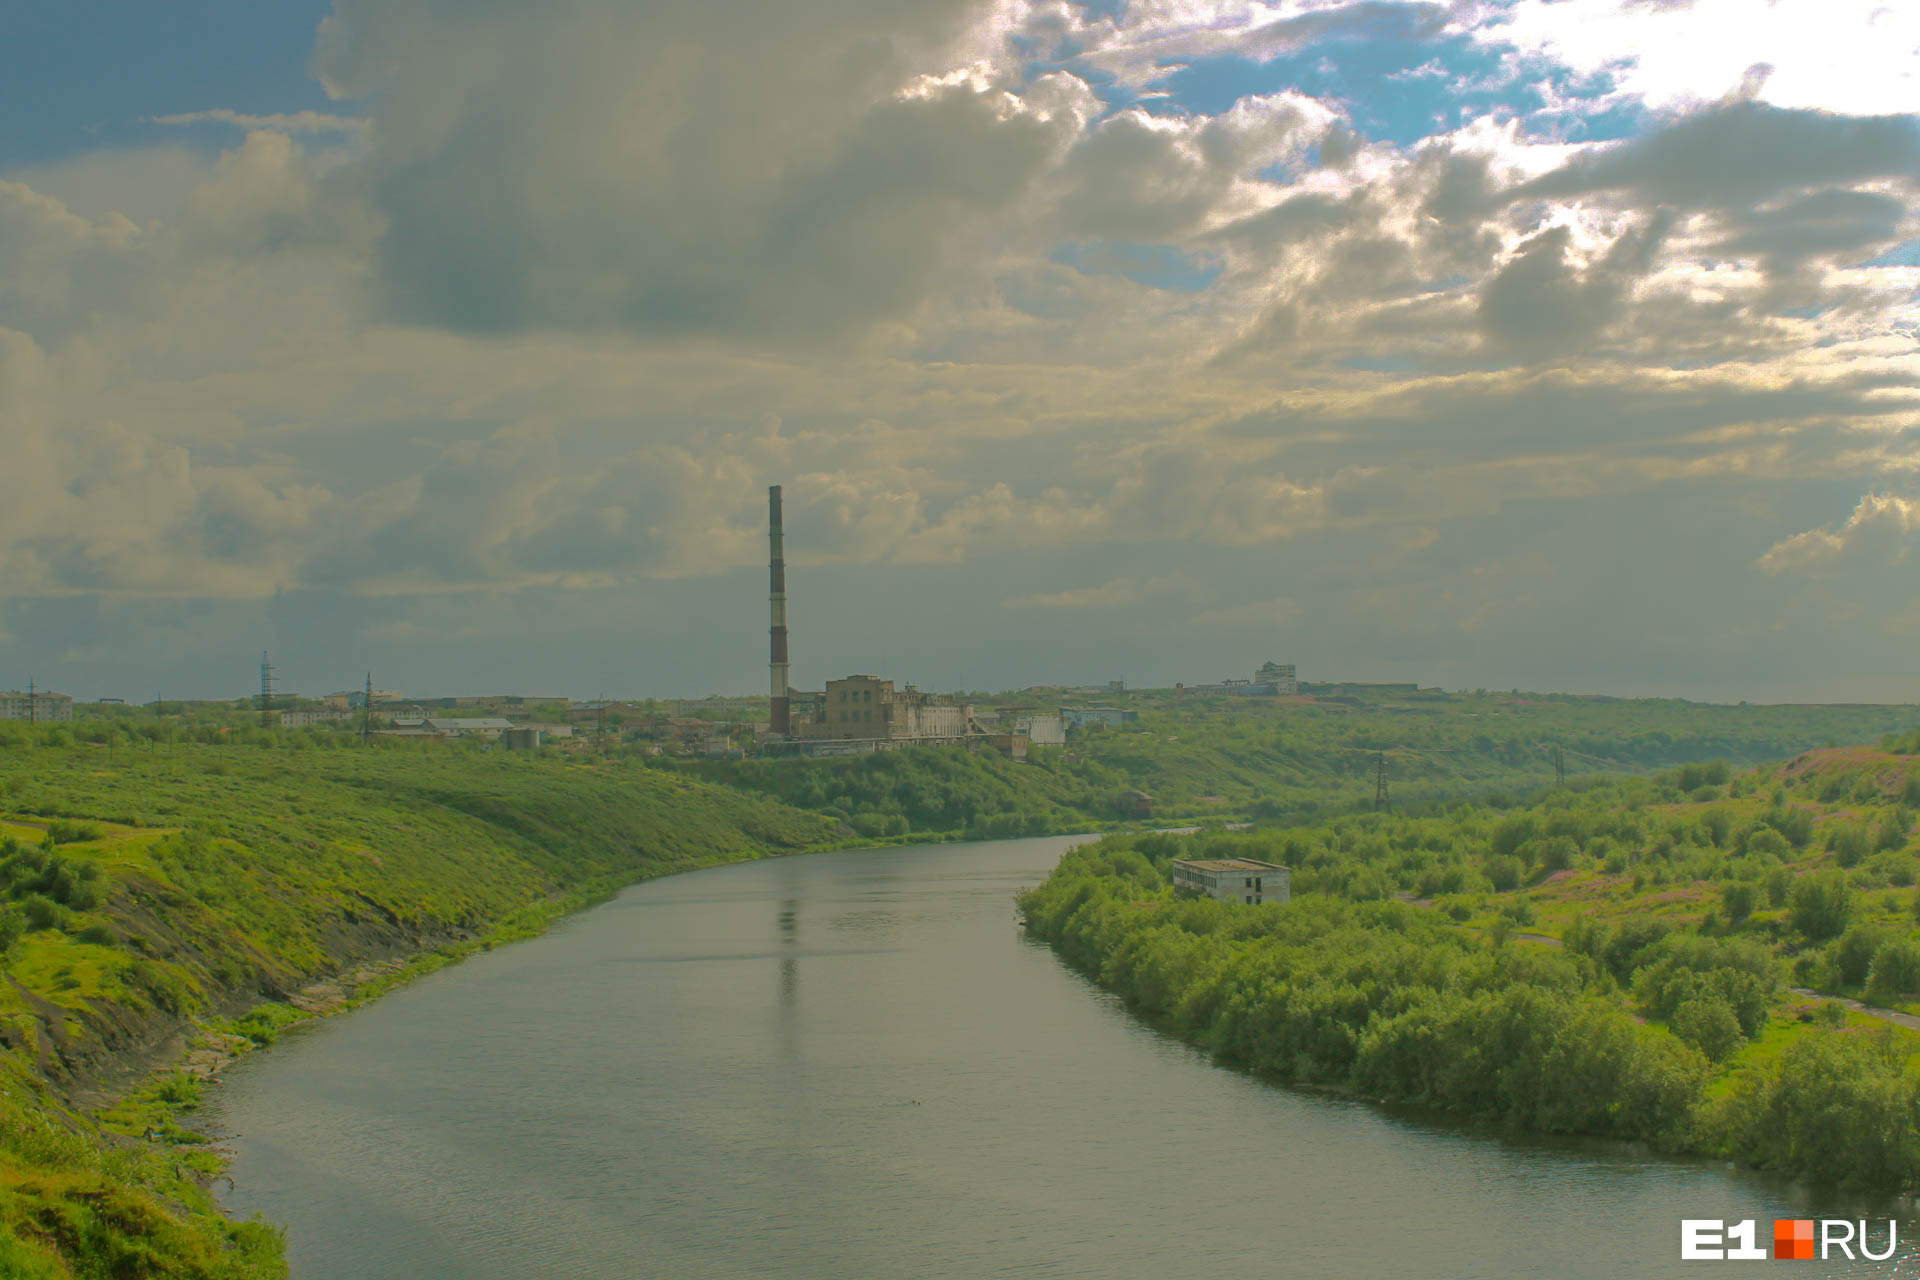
[0,740,839,1278]
[1017,736,1920,1192]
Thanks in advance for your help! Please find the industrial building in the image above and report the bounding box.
[0,690,74,722]
[279,709,349,729]
[760,485,1021,758]
[1172,858,1291,906]
[424,717,514,740]
[1180,661,1301,698]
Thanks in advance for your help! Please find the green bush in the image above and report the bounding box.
[1867,940,1920,1002]
[1834,926,1891,987]
[1828,823,1871,869]
[1484,855,1523,892]
[1672,995,1743,1062]
[21,893,65,932]
[1789,872,1851,941]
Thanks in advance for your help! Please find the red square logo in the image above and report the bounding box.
[1775,1219,1815,1260]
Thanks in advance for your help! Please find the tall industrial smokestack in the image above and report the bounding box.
[769,485,790,735]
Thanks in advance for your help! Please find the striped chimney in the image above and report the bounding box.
[769,485,790,735]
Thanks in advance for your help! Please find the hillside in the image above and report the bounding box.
[1018,732,1920,1191]
[690,692,1918,830]
[0,740,838,1279]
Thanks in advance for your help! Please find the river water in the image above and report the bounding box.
[212,834,1916,1278]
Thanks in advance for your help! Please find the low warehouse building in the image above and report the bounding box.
[1171,858,1291,906]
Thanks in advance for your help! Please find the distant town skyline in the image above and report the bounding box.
[3,1,1917,706]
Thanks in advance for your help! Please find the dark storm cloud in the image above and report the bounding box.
[1714,187,1909,271]
[1477,212,1673,352]
[1516,102,1920,210]
[315,0,1067,342]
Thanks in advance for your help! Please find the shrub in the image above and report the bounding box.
[1829,823,1871,869]
[1788,872,1851,941]
[21,893,65,932]
[1866,940,1920,1002]
[1484,855,1523,892]
[1876,807,1914,854]
[1721,881,1757,926]
[1534,836,1577,874]
[1671,995,1743,1062]
[1834,926,1890,987]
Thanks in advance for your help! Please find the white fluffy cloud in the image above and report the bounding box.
[1759,493,1920,575]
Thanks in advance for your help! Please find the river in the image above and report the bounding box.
[212,834,1915,1278]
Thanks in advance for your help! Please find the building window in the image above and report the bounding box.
[1244,895,1252,904]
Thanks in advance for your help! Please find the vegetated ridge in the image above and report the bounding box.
[691,691,1918,830]
[0,738,837,1279]
[1018,731,1920,1192]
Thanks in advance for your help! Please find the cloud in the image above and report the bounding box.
[152,109,366,137]
[1758,492,1920,575]
[312,0,1078,342]
[1004,577,1172,609]
[1516,102,1920,210]
[1476,213,1672,353]
[1490,0,1920,117]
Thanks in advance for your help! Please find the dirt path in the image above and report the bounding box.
[1789,987,1920,1031]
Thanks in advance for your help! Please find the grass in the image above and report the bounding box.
[0,741,844,1277]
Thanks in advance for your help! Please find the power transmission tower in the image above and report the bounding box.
[1373,752,1390,811]
[259,652,276,729]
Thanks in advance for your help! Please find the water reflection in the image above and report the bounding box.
[211,835,1920,1280]
[778,897,798,1008]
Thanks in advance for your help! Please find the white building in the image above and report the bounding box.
[1011,713,1065,747]
[0,691,74,722]
[1171,858,1291,906]
[280,709,348,729]
[425,717,514,740]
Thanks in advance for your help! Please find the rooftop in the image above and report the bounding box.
[1174,858,1288,873]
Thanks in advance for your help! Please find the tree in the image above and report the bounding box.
[1788,872,1851,942]
[1672,995,1743,1062]
[1721,880,1757,926]
[1834,926,1890,987]
[1867,940,1920,1002]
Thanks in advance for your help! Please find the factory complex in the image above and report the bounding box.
[13,481,1358,764]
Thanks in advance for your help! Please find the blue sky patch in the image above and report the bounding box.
[2,1,337,168]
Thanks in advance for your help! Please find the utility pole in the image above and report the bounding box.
[1554,745,1566,788]
[361,672,375,744]
[26,677,35,726]
[1373,752,1390,812]
[259,651,276,730]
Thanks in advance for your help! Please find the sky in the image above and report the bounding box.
[1,0,1917,704]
